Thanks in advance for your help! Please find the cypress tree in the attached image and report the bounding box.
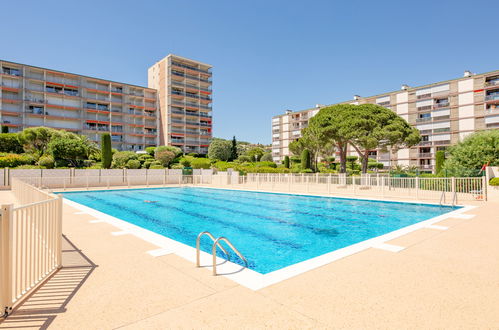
[301,149,311,170]
[230,136,238,161]
[435,150,445,175]
[101,133,112,169]
[284,155,290,168]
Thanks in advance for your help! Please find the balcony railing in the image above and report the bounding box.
[418,153,433,158]
[434,102,450,108]
[417,105,432,111]
[485,94,499,101]
[485,80,499,87]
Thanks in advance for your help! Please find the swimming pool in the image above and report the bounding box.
[62,187,460,274]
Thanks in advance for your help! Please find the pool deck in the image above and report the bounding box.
[0,189,498,329]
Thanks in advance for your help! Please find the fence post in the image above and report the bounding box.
[415,176,420,200]
[56,196,63,268]
[483,176,488,201]
[328,174,331,194]
[1,204,14,315]
[353,175,356,195]
[451,176,456,197]
[381,176,385,197]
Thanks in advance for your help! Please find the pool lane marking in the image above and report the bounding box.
[372,243,406,252]
[111,231,129,236]
[147,248,174,257]
[425,225,448,230]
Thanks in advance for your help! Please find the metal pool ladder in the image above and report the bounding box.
[196,231,248,276]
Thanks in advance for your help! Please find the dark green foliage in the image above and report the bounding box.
[230,136,238,161]
[443,130,499,177]
[101,133,112,169]
[191,158,211,169]
[435,150,445,174]
[490,178,499,186]
[0,133,23,153]
[284,156,290,168]
[112,151,138,168]
[301,149,311,170]
[48,137,89,167]
[146,146,156,156]
[180,158,191,167]
[1,126,8,133]
[38,155,55,169]
[126,159,141,169]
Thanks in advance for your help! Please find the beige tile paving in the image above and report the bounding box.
[0,190,498,329]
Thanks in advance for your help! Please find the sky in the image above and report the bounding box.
[2,0,498,144]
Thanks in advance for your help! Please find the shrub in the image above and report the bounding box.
[55,159,69,168]
[191,158,211,169]
[490,178,499,186]
[0,154,35,168]
[142,159,154,169]
[213,161,235,171]
[301,149,311,170]
[0,133,23,153]
[101,133,112,169]
[180,158,191,167]
[1,126,8,133]
[254,161,277,168]
[156,145,182,157]
[171,164,183,169]
[138,154,153,163]
[346,155,358,162]
[260,153,273,162]
[284,156,290,168]
[149,162,164,169]
[126,159,141,169]
[301,168,313,173]
[208,140,232,161]
[155,149,176,167]
[146,146,156,156]
[38,155,55,169]
[112,151,138,168]
[237,155,252,163]
[290,156,301,164]
[48,136,89,167]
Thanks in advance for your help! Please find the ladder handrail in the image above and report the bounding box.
[196,231,229,267]
[439,190,446,205]
[212,236,248,276]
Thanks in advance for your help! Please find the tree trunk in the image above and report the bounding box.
[361,151,369,174]
[338,143,347,173]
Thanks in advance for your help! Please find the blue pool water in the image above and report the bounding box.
[61,187,459,274]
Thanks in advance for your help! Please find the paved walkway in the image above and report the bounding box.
[0,190,498,329]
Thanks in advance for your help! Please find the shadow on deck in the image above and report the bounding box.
[0,235,97,329]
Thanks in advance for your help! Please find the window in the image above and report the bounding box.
[2,67,21,76]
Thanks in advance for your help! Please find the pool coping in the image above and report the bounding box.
[60,187,476,291]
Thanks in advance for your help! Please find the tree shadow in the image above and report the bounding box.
[0,235,97,330]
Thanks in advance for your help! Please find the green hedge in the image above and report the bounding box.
[490,178,499,186]
[0,154,36,168]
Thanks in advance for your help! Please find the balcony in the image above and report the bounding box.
[485,93,499,102]
[485,80,499,87]
[417,105,432,111]
[416,117,431,123]
[416,93,432,100]
[433,102,450,109]
[1,67,21,77]
[418,153,433,158]
[419,165,433,170]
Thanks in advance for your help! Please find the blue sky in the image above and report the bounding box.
[2,0,498,144]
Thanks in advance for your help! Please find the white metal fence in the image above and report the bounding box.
[0,178,62,316]
[228,173,487,203]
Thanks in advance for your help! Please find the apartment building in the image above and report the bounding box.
[272,70,499,172]
[148,54,212,155]
[0,60,159,151]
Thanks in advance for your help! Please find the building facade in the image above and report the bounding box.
[0,60,159,151]
[272,70,499,172]
[148,54,213,155]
